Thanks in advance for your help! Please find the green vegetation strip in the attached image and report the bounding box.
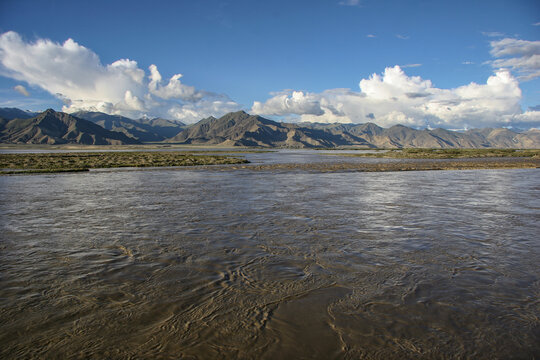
[0,151,248,174]
[325,148,540,159]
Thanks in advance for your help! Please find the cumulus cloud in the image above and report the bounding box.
[252,91,324,116]
[14,84,29,96]
[488,38,540,80]
[252,65,538,129]
[148,64,207,102]
[0,31,239,123]
[510,110,540,125]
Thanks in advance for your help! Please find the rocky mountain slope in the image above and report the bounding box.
[0,109,140,145]
[169,111,371,147]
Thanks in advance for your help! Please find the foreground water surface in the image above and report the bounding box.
[1,154,539,359]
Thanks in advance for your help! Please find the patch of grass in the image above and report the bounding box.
[325,148,540,159]
[0,151,248,174]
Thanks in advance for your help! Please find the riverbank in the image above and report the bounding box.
[324,148,540,159]
[229,157,540,173]
[0,151,249,174]
[2,149,539,174]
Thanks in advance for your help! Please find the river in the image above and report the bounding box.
[1,150,539,359]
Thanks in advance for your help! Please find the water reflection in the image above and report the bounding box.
[0,168,539,358]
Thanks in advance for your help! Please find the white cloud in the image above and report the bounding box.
[532,22,540,26]
[359,66,432,100]
[14,84,29,96]
[490,55,540,80]
[462,61,474,65]
[148,64,207,101]
[0,31,239,123]
[488,38,540,80]
[366,34,376,38]
[252,66,535,129]
[396,34,409,40]
[510,110,540,124]
[490,38,540,58]
[252,91,324,116]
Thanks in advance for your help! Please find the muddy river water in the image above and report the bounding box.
[1,150,539,359]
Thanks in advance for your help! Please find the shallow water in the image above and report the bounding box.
[1,158,539,359]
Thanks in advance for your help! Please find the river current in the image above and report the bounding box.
[1,150,539,359]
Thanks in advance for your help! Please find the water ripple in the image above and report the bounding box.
[1,167,539,358]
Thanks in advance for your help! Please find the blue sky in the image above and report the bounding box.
[0,0,539,128]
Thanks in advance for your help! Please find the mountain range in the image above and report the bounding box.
[170,111,372,147]
[1,107,539,148]
[170,110,540,149]
[0,109,139,145]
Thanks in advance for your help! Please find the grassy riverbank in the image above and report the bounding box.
[0,151,248,174]
[325,148,540,159]
[243,158,540,172]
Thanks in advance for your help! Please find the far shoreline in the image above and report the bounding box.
[237,157,540,173]
[1,149,539,175]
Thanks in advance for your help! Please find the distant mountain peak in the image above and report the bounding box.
[222,110,250,120]
[232,110,248,115]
